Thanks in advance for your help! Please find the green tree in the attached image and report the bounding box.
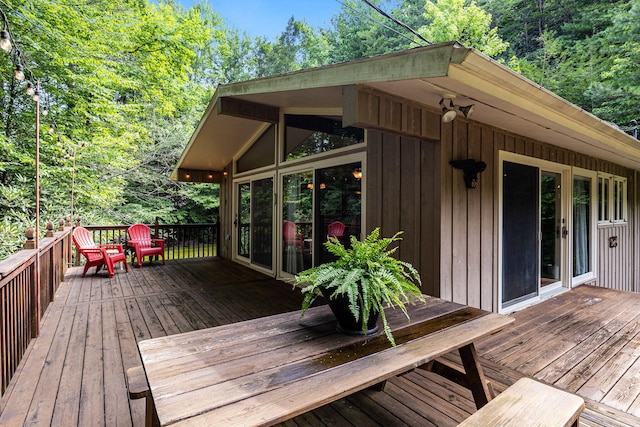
[418,0,508,56]
[253,17,330,77]
[0,0,222,258]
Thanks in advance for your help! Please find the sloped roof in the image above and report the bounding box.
[173,42,640,181]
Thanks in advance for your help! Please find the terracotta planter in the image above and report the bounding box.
[320,287,379,336]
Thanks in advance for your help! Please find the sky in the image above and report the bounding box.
[182,0,344,40]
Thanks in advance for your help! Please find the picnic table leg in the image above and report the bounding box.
[458,343,492,409]
[146,393,160,427]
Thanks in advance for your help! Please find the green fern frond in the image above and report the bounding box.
[293,227,424,346]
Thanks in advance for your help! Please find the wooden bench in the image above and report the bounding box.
[458,377,584,427]
[126,366,159,427]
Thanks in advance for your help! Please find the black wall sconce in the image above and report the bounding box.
[450,159,487,189]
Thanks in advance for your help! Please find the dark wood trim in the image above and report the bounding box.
[218,97,279,123]
[175,168,224,183]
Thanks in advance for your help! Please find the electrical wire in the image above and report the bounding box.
[333,0,427,46]
[360,0,432,46]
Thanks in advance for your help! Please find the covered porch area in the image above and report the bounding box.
[1,257,639,426]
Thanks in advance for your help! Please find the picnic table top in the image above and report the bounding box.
[138,295,513,426]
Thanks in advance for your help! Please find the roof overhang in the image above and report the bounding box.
[173,41,640,181]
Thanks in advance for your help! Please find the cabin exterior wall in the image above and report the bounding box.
[365,92,638,313]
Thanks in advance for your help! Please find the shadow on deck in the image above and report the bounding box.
[1,257,639,426]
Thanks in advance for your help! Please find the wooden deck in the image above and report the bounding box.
[1,257,640,426]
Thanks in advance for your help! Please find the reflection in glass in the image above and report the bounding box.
[316,162,362,265]
[282,171,313,273]
[541,171,561,286]
[251,178,273,269]
[284,115,364,161]
[237,183,251,259]
[573,176,591,277]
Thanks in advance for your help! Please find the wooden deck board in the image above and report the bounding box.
[2,259,640,426]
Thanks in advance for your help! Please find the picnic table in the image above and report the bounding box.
[137,296,513,426]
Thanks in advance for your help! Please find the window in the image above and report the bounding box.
[284,115,364,161]
[573,175,591,278]
[598,173,627,224]
[236,125,276,173]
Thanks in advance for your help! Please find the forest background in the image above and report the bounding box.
[1,0,639,259]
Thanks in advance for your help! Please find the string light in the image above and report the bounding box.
[0,30,10,52]
[14,64,24,80]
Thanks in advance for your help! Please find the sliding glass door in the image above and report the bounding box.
[279,160,362,276]
[235,176,274,271]
[501,156,572,310]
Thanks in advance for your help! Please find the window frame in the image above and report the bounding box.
[572,168,597,286]
[280,111,366,165]
[597,172,628,225]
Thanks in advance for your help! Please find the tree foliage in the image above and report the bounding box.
[0,0,228,258]
[2,0,640,259]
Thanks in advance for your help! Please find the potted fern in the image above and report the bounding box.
[294,228,424,346]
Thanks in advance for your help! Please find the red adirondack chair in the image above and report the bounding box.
[283,221,304,250]
[127,223,165,268]
[327,221,345,239]
[72,226,129,278]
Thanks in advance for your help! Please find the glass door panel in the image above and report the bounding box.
[236,178,273,270]
[502,161,539,307]
[251,178,273,269]
[315,162,362,265]
[237,183,251,259]
[540,171,562,287]
[573,175,591,278]
[282,171,313,274]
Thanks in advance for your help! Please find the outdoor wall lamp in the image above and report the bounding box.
[458,104,475,119]
[440,98,476,122]
[450,159,487,189]
[440,98,457,123]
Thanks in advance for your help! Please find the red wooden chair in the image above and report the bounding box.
[283,220,304,250]
[72,227,129,278]
[127,223,165,268]
[327,221,345,239]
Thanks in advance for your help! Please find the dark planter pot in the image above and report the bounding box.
[320,287,379,336]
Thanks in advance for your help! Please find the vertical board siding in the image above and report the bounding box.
[451,121,469,305]
[481,127,496,312]
[368,113,636,313]
[598,225,633,291]
[366,130,441,297]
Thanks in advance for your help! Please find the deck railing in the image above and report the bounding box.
[0,221,219,399]
[0,225,72,395]
[80,222,220,264]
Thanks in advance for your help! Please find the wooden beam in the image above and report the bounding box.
[218,98,279,123]
[176,168,225,184]
[343,85,440,141]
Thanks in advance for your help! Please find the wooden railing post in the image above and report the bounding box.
[23,226,36,250]
[46,221,54,237]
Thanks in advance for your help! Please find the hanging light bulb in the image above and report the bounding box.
[42,105,48,116]
[48,124,55,133]
[32,90,40,102]
[26,81,34,96]
[0,30,11,52]
[14,64,24,81]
